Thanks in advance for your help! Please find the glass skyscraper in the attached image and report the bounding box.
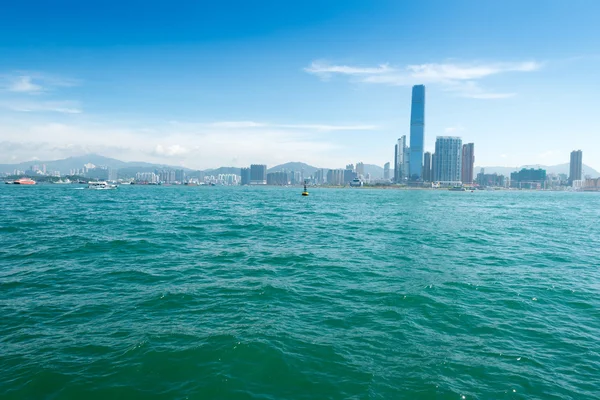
[409,85,425,181]
[433,136,463,185]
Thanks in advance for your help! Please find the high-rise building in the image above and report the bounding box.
[432,136,463,185]
[175,169,185,183]
[394,144,398,182]
[241,167,251,185]
[383,162,390,180]
[250,164,267,184]
[356,162,365,178]
[326,169,344,185]
[267,171,288,185]
[409,84,425,180]
[343,166,356,184]
[314,169,325,184]
[569,150,583,185]
[422,152,432,182]
[511,168,547,189]
[461,143,475,184]
[394,136,409,183]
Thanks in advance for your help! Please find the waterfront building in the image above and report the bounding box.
[135,172,159,184]
[240,167,251,185]
[175,169,185,183]
[343,167,356,184]
[461,143,475,184]
[584,178,600,191]
[250,164,267,185]
[432,136,462,185]
[569,150,583,185]
[383,162,390,180]
[314,169,325,184]
[394,135,409,183]
[86,166,110,181]
[409,84,425,180]
[422,152,432,182]
[510,168,547,189]
[476,172,505,187]
[267,171,288,185]
[326,169,344,185]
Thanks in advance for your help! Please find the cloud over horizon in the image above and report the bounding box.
[0,119,380,169]
[305,60,542,99]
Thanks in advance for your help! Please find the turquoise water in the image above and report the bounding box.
[1,185,599,399]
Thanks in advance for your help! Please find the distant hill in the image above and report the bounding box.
[0,154,183,175]
[268,162,319,175]
[203,167,241,176]
[476,163,600,178]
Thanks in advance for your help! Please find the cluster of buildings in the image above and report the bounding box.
[2,85,595,189]
[10,164,61,178]
[393,85,477,186]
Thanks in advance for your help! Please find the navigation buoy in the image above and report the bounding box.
[302,180,309,196]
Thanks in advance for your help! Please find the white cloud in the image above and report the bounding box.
[1,72,80,94]
[153,144,190,157]
[0,118,377,168]
[305,59,542,99]
[9,76,44,93]
[304,61,393,80]
[0,99,82,114]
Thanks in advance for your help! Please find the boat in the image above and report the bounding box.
[449,186,466,191]
[349,178,363,187]
[13,178,36,185]
[54,179,71,184]
[88,181,117,190]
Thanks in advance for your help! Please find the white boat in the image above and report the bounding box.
[88,181,117,190]
[54,179,71,184]
[349,178,363,187]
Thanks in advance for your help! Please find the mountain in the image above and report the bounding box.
[0,154,179,175]
[476,163,600,178]
[203,167,241,176]
[268,162,319,176]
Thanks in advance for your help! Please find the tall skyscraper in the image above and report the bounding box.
[383,162,390,180]
[569,150,583,184]
[433,136,463,184]
[409,85,425,181]
[461,143,475,184]
[250,164,267,184]
[394,136,409,183]
[423,152,432,182]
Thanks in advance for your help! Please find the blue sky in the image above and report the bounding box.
[1,0,599,171]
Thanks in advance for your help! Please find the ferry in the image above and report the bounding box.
[88,181,117,190]
[349,178,363,187]
[13,178,36,185]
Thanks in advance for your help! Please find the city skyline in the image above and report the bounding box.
[1,2,599,169]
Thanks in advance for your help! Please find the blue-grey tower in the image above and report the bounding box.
[409,85,425,181]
